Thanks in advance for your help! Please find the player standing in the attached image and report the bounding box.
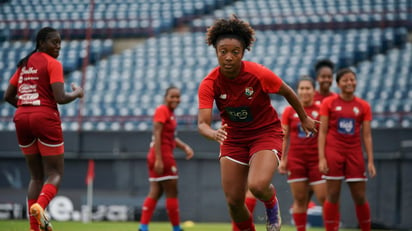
[138,86,194,231]
[318,68,376,231]
[3,27,84,231]
[313,59,336,105]
[197,15,319,231]
[278,76,326,231]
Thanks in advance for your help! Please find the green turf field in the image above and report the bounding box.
[0,220,369,231]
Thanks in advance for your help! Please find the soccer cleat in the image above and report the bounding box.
[265,197,281,231]
[30,203,53,231]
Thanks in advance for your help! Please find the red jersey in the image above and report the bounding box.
[147,105,179,181]
[320,95,372,149]
[152,104,177,151]
[282,104,320,153]
[9,52,64,109]
[198,61,283,138]
[314,91,336,105]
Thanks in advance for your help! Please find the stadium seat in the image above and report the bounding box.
[1,1,410,130]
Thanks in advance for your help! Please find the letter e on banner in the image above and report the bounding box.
[48,196,74,221]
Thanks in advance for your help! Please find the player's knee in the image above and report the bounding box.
[326,191,340,203]
[352,193,366,205]
[294,194,308,206]
[317,195,326,205]
[293,200,308,210]
[45,171,63,186]
[226,195,244,208]
[248,183,268,198]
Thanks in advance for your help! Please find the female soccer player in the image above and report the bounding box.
[318,68,376,231]
[278,76,326,231]
[314,59,336,105]
[3,27,84,231]
[138,86,194,231]
[197,15,319,231]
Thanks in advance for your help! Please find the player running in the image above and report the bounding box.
[197,15,319,231]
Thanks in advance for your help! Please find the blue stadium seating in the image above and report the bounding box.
[52,26,406,130]
[0,39,113,76]
[0,39,113,131]
[190,0,410,31]
[0,0,410,130]
[0,0,236,39]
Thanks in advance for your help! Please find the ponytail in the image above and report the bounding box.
[16,49,37,68]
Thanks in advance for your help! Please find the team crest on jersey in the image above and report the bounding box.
[335,106,342,111]
[244,87,254,97]
[219,94,227,99]
[311,111,319,119]
[353,106,359,115]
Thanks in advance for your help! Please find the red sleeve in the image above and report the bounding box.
[153,105,168,123]
[281,106,292,126]
[198,78,214,109]
[9,69,20,86]
[361,100,372,121]
[320,97,333,117]
[254,64,282,93]
[47,58,64,84]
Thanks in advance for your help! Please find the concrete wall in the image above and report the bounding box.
[0,129,411,229]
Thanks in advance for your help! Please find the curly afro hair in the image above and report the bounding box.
[206,14,255,51]
[314,59,335,74]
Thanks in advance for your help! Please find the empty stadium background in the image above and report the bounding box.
[0,0,411,229]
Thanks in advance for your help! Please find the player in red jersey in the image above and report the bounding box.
[197,15,319,231]
[278,76,326,231]
[3,27,84,231]
[312,59,340,225]
[313,59,336,105]
[318,68,376,231]
[233,62,335,231]
[138,86,194,231]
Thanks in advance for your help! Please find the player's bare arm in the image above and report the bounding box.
[198,108,227,145]
[4,84,18,107]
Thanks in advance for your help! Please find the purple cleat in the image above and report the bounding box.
[265,197,281,231]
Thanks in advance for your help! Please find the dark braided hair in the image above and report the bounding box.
[17,27,57,68]
[206,14,255,51]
